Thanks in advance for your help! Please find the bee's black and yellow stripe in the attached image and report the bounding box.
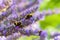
[14,21,24,28]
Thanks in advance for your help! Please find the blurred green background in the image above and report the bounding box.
[17,0,60,40]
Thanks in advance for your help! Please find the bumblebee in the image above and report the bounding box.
[14,21,24,28]
[25,14,33,19]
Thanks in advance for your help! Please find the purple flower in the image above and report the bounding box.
[40,31,47,37]
[2,12,7,16]
[25,30,30,36]
[54,36,60,40]
[15,26,19,30]
[39,31,47,40]
[11,12,18,19]
[34,29,39,33]
[3,30,7,36]
[0,27,4,31]
[2,9,12,17]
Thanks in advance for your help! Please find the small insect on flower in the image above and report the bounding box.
[14,21,24,28]
[25,14,32,19]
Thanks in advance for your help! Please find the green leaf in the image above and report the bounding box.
[40,14,60,29]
